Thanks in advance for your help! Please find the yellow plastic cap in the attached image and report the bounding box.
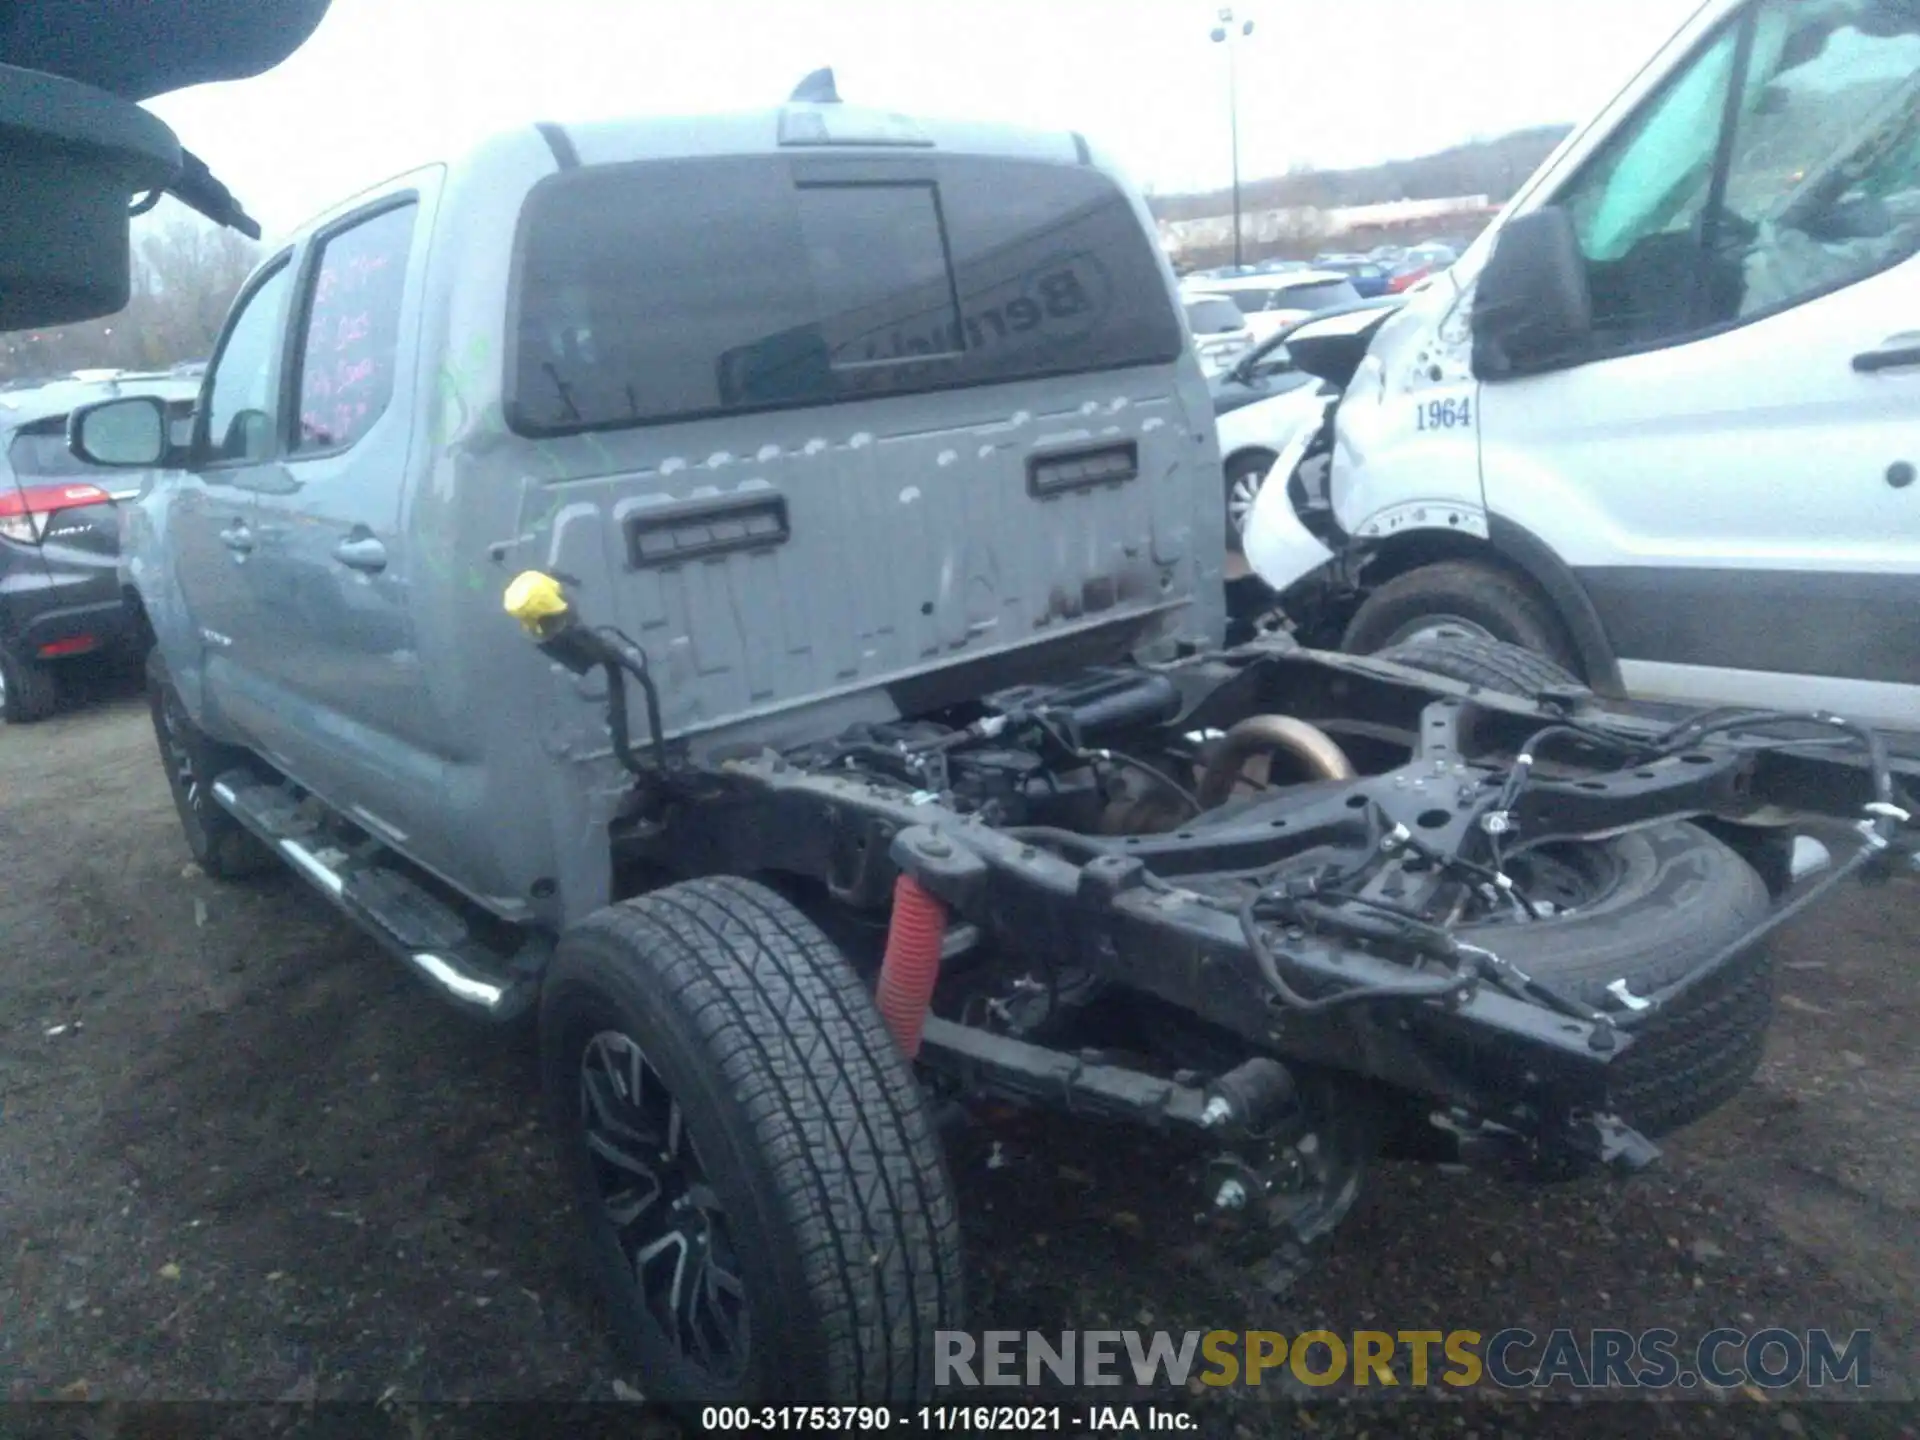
[504,570,569,634]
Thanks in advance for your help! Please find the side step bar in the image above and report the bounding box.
[211,771,544,1022]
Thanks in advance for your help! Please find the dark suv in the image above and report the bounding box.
[0,374,195,720]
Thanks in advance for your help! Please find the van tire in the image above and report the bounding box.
[1379,633,1585,700]
[146,651,275,879]
[0,645,60,723]
[541,876,963,1405]
[1342,559,1582,675]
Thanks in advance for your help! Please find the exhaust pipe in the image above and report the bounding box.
[1197,715,1356,809]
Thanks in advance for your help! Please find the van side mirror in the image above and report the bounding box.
[1470,207,1593,379]
[67,395,171,467]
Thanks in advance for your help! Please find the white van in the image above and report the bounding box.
[1245,0,1920,730]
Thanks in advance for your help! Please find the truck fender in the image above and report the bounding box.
[121,536,221,732]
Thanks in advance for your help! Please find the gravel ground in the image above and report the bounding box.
[2,669,1915,1438]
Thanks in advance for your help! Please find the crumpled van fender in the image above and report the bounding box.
[1240,394,1338,594]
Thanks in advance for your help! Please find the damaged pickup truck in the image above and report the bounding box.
[72,76,1918,1406]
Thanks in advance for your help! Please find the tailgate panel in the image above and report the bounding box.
[521,370,1222,743]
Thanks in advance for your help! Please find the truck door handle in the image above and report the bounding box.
[1853,334,1920,373]
[221,523,254,554]
[333,535,388,572]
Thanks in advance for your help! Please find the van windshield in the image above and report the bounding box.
[508,155,1186,435]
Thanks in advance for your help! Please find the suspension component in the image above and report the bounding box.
[1201,1056,1297,1133]
[875,873,947,1059]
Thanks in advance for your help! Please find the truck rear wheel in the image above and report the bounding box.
[146,651,274,878]
[540,876,964,1404]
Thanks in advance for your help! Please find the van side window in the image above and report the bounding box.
[201,262,291,464]
[1556,0,1920,352]
[293,202,417,454]
[1720,1,1920,319]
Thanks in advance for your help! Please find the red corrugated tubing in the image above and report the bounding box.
[875,873,947,1059]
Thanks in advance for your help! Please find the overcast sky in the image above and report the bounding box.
[146,0,1707,242]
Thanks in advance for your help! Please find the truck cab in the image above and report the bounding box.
[92,101,1224,932]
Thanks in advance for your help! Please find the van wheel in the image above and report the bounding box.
[1224,452,1274,552]
[146,651,274,879]
[1342,559,1582,675]
[541,876,964,1405]
[0,645,59,723]
[1379,633,1585,700]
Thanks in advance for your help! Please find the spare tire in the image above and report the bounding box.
[1461,822,1772,1138]
[1380,633,1585,700]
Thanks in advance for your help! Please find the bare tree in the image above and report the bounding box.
[0,202,259,383]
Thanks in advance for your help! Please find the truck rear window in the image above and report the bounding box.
[507,155,1185,435]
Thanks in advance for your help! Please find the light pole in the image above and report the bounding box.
[1210,8,1254,271]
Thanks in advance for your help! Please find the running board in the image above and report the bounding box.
[210,770,543,1022]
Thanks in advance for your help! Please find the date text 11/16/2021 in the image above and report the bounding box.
[700,1405,1193,1432]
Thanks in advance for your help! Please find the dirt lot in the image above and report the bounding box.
[2,670,1916,1436]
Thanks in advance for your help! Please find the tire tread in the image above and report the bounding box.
[562,876,961,1402]
[1381,632,1584,698]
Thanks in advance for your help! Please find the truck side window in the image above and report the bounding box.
[201,262,291,465]
[293,202,417,454]
[1555,0,1920,353]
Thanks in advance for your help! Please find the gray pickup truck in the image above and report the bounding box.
[70,84,1915,1407]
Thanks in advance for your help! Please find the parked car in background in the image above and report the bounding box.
[1385,241,1459,293]
[0,372,196,720]
[1312,254,1393,297]
[1185,263,1263,281]
[1183,292,1256,378]
[1202,270,1366,342]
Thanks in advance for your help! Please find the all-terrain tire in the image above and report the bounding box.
[145,651,274,879]
[540,875,964,1405]
[1380,633,1585,700]
[1462,822,1772,1138]
[0,644,60,723]
[1343,559,1583,675]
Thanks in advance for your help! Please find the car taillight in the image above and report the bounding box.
[0,482,111,544]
